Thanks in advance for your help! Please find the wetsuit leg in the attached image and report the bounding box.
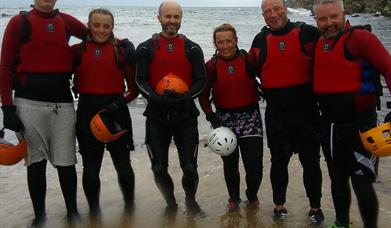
[145,118,176,206]
[108,147,135,211]
[173,117,199,203]
[57,165,79,217]
[239,136,263,202]
[27,160,47,221]
[296,127,322,209]
[76,107,105,215]
[322,131,351,225]
[81,148,104,215]
[265,106,292,206]
[351,174,378,228]
[221,149,240,202]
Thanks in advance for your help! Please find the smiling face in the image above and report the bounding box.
[314,1,346,39]
[88,12,114,43]
[214,30,237,60]
[158,1,182,38]
[34,0,57,13]
[261,0,288,31]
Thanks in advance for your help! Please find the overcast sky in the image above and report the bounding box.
[1,0,261,7]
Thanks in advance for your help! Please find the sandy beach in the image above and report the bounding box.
[0,99,390,228]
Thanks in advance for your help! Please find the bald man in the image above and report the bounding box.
[248,0,324,224]
[135,1,207,215]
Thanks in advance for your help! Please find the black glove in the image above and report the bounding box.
[105,96,127,114]
[1,105,24,132]
[385,112,391,123]
[148,93,170,106]
[206,112,223,129]
[119,38,136,64]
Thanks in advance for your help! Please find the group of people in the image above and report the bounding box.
[0,0,390,228]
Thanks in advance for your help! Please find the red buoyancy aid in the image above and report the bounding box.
[208,57,259,109]
[261,27,312,89]
[148,35,192,89]
[17,11,73,74]
[75,42,125,94]
[314,33,362,94]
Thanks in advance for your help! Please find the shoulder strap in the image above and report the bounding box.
[295,22,310,56]
[19,11,31,43]
[151,33,160,50]
[209,53,218,85]
[257,26,269,72]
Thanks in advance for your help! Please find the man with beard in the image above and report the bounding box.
[135,0,207,215]
[313,0,391,227]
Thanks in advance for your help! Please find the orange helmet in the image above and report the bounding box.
[359,122,391,157]
[155,73,189,96]
[0,130,28,166]
[90,110,127,143]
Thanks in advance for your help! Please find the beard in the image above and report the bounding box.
[161,23,181,36]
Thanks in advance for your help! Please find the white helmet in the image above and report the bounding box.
[207,127,237,156]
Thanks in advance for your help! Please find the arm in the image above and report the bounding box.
[300,24,321,57]
[198,61,213,114]
[0,15,24,106]
[60,12,88,41]
[248,32,264,77]
[186,41,207,99]
[347,29,391,93]
[135,39,156,99]
[123,57,139,103]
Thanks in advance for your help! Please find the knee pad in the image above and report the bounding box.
[152,165,168,181]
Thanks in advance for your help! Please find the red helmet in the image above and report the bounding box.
[0,130,27,166]
[90,110,127,143]
[155,73,189,96]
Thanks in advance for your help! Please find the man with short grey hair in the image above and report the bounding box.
[313,0,391,227]
[249,0,324,224]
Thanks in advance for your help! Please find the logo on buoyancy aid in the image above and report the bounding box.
[227,65,235,74]
[167,43,174,52]
[279,41,286,51]
[94,48,102,57]
[322,43,329,52]
[47,23,55,32]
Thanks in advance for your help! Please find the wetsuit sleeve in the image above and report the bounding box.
[122,52,139,103]
[248,32,263,76]
[300,24,320,57]
[185,40,207,99]
[0,15,24,106]
[60,12,88,41]
[71,43,83,69]
[347,29,391,93]
[198,60,214,114]
[135,39,156,99]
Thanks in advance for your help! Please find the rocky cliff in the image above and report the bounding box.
[286,0,391,17]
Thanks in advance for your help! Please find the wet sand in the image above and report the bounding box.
[0,100,390,228]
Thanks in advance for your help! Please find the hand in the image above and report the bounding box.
[119,38,136,64]
[206,112,223,129]
[1,105,24,132]
[105,96,127,114]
